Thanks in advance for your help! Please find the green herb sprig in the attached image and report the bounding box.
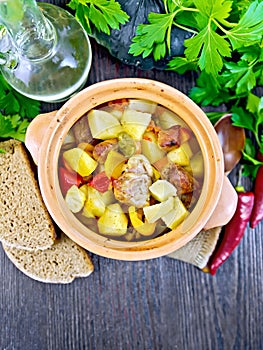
[130,0,263,80]
[0,113,29,142]
[67,0,129,35]
[231,94,263,178]
[0,73,40,143]
[0,74,40,119]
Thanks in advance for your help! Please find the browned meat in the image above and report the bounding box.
[157,125,181,151]
[113,154,152,207]
[72,114,93,144]
[160,162,194,195]
[181,193,194,209]
[125,154,153,176]
[92,139,118,163]
[113,172,151,208]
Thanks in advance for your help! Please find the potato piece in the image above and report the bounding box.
[161,196,189,229]
[63,147,97,177]
[62,130,76,150]
[158,110,186,129]
[149,180,177,202]
[104,150,126,179]
[101,106,123,120]
[79,185,94,218]
[88,109,123,139]
[100,190,116,206]
[167,146,190,166]
[98,203,128,236]
[180,142,193,159]
[143,197,174,223]
[82,205,95,218]
[121,110,151,140]
[65,185,86,213]
[127,99,157,114]
[190,151,204,178]
[83,186,105,218]
[80,184,105,217]
[141,139,165,164]
[128,206,156,236]
[79,184,89,196]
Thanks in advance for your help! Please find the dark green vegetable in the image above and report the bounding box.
[118,131,136,157]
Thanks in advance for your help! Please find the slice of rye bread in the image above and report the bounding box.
[2,233,94,283]
[0,139,56,250]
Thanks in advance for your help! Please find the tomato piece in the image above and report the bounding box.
[90,171,111,193]
[59,167,82,196]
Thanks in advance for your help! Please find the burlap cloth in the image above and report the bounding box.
[167,227,222,269]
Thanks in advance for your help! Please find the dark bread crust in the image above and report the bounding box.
[2,233,94,283]
[0,139,56,250]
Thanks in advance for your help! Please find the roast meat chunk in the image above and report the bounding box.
[157,125,181,151]
[160,162,194,195]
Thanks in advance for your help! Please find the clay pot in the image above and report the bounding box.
[25,78,237,260]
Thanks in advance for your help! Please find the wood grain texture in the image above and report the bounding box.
[0,1,262,349]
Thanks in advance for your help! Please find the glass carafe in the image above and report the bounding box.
[0,0,92,102]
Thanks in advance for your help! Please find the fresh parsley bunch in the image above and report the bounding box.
[0,74,40,142]
[128,0,263,178]
[130,0,263,79]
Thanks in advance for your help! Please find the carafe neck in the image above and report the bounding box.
[0,0,56,60]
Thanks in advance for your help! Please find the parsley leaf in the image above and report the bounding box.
[0,113,29,142]
[0,73,40,142]
[231,95,263,151]
[129,12,176,61]
[68,0,129,35]
[130,0,235,76]
[0,74,40,118]
[193,0,233,29]
[242,164,260,179]
[183,0,233,77]
[189,71,231,106]
[231,107,256,133]
[184,26,231,77]
[167,56,198,74]
[221,61,257,95]
[227,1,263,50]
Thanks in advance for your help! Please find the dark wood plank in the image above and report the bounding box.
[0,1,262,350]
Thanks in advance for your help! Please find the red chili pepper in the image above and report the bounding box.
[58,167,82,195]
[208,191,255,275]
[89,171,111,193]
[250,165,263,228]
